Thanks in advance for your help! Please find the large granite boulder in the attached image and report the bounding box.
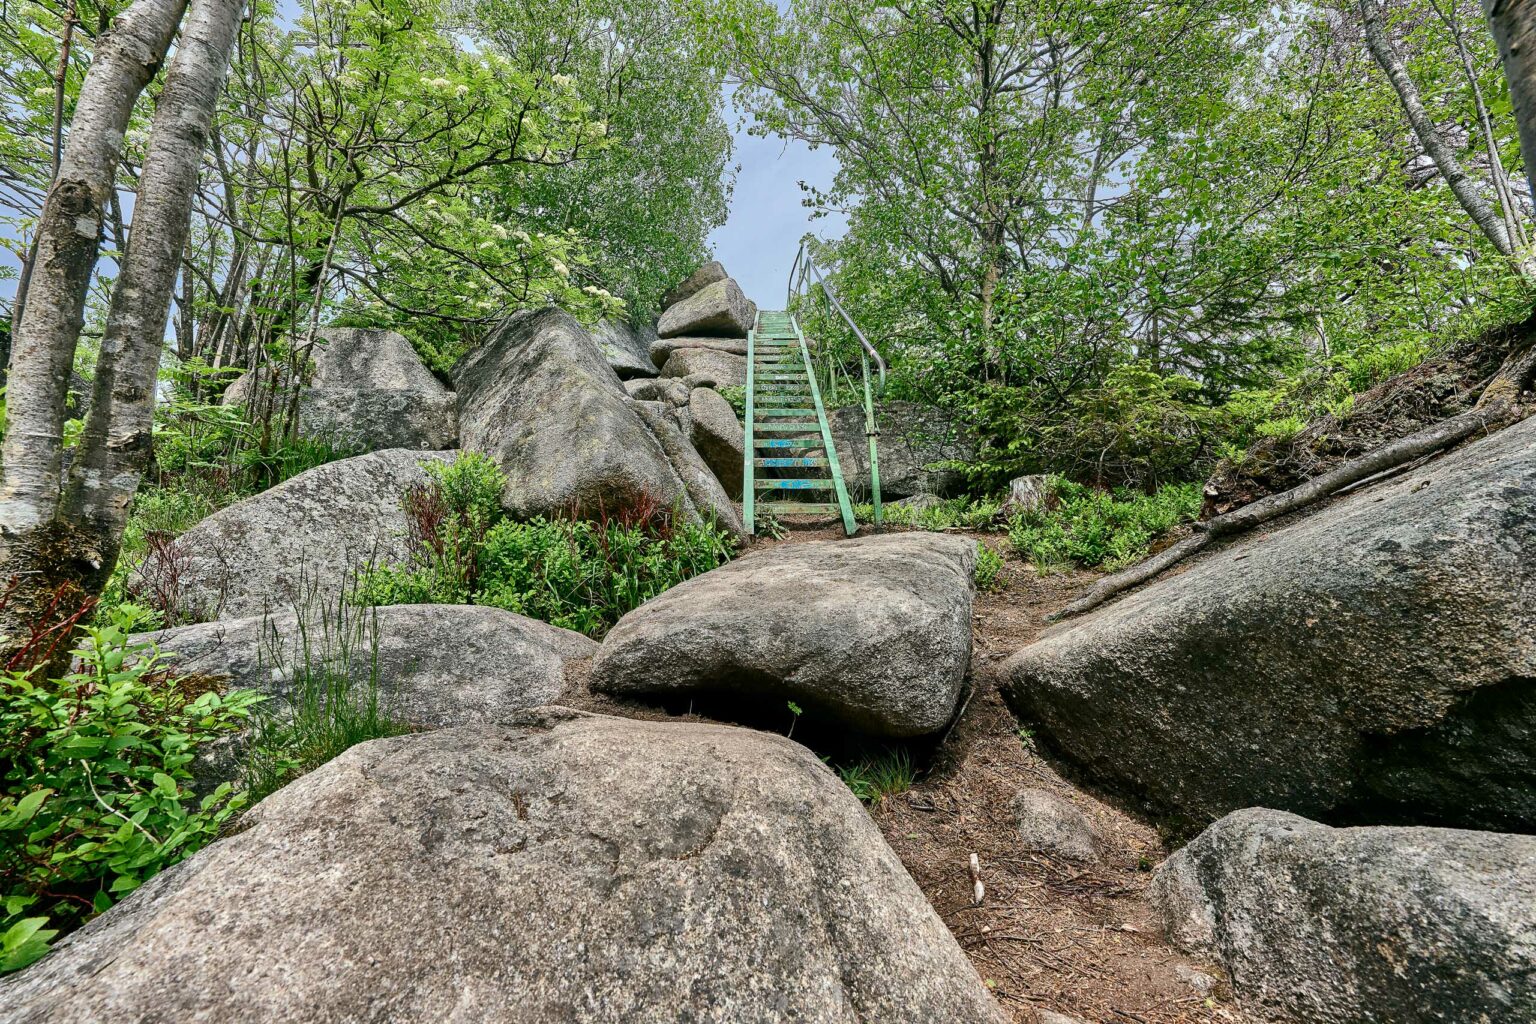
[650,335,750,366]
[828,401,976,499]
[1150,808,1536,1023]
[454,309,697,522]
[141,604,593,730]
[688,387,744,498]
[592,320,659,380]
[660,346,747,389]
[661,260,727,309]
[631,402,745,537]
[224,328,456,452]
[657,278,753,339]
[591,534,977,737]
[141,450,453,621]
[1004,415,1536,833]
[0,712,1008,1024]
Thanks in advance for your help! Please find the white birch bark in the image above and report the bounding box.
[65,0,249,559]
[1484,0,1536,219]
[0,0,187,537]
[1359,0,1530,275]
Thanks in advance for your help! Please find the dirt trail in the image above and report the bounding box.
[751,518,1255,1024]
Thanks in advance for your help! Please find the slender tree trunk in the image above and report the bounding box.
[12,0,79,331]
[0,0,187,644]
[1484,0,1536,211]
[63,0,249,597]
[1360,0,1529,274]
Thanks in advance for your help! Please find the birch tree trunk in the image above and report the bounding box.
[0,0,187,643]
[64,0,249,593]
[1483,0,1536,210]
[1359,0,1532,276]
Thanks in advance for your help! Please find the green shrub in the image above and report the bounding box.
[1007,477,1202,571]
[0,607,263,970]
[354,454,736,637]
[716,385,747,419]
[837,748,916,805]
[854,496,1005,532]
[975,543,1006,591]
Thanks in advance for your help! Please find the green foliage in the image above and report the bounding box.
[716,385,747,419]
[0,608,263,970]
[354,455,736,637]
[721,0,1536,498]
[836,748,915,806]
[1007,478,1203,571]
[240,600,409,807]
[974,544,1005,592]
[853,496,1005,532]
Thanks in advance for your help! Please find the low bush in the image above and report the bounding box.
[0,606,262,971]
[1007,477,1202,571]
[975,543,1006,591]
[853,495,1004,532]
[354,454,736,637]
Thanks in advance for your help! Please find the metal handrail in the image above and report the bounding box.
[786,243,887,387]
[785,242,884,524]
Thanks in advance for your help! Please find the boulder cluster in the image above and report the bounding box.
[1006,411,1536,1023]
[5,263,1009,1022]
[9,260,1535,1024]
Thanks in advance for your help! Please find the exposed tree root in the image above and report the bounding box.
[1051,344,1535,622]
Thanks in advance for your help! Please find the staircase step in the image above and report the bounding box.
[757,478,833,490]
[755,457,828,467]
[755,422,819,432]
[755,438,824,449]
[756,501,843,514]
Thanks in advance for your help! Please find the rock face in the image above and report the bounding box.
[0,712,1008,1024]
[1004,415,1536,833]
[830,401,976,499]
[1149,808,1536,1024]
[455,309,697,522]
[592,320,659,379]
[657,278,753,339]
[142,604,593,729]
[650,335,750,366]
[660,346,747,389]
[144,450,453,621]
[623,377,690,406]
[688,387,744,498]
[661,259,727,309]
[631,402,745,537]
[591,534,978,737]
[1012,789,1102,862]
[225,328,457,452]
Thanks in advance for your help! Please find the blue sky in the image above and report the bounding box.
[707,97,847,309]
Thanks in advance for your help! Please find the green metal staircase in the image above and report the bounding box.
[742,310,858,535]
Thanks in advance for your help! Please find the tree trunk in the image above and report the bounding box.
[1484,0,1536,212]
[0,0,187,646]
[1360,0,1527,271]
[1,0,186,525]
[64,0,249,598]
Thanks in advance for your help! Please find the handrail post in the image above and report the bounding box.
[862,350,881,525]
[743,323,757,535]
